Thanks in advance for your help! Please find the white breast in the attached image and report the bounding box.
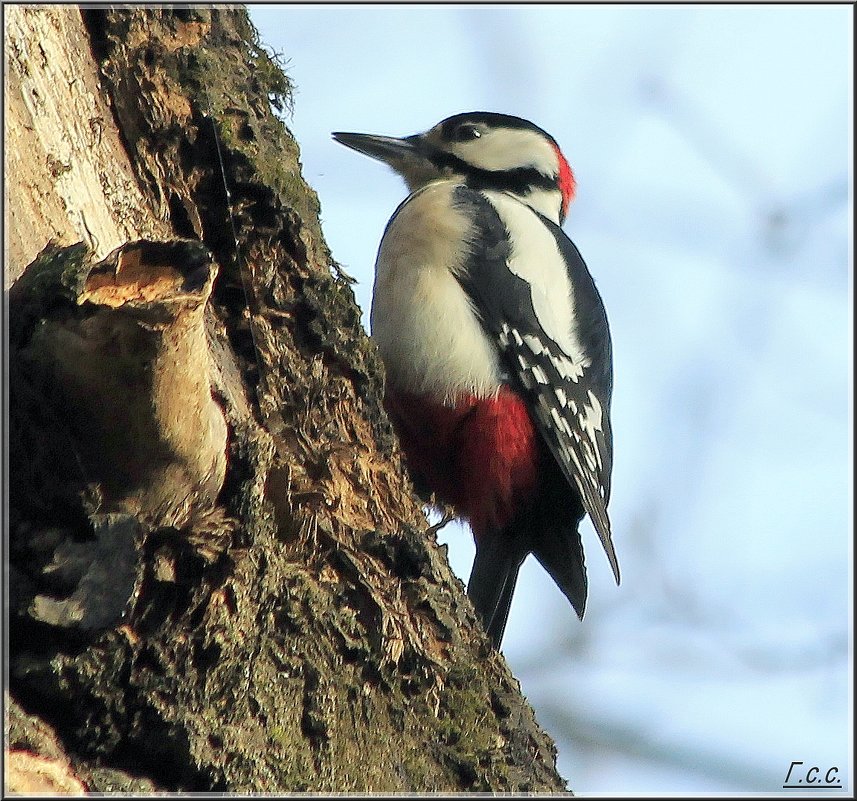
[371,181,503,402]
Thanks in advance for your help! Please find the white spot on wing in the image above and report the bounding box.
[445,127,559,180]
[523,334,544,355]
[568,447,584,474]
[531,365,549,384]
[556,354,586,382]
[582,390,604,434]
[584,448,597,471]
[575,391,605,471]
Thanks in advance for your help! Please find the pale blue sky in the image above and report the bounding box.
[250,5,852,793]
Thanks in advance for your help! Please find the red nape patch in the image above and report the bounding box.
[385,388,541,541]
[552,143,576,222]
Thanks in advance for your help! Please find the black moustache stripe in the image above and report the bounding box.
[426,149,557,196]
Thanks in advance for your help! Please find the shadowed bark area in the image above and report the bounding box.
[5,6,569,793]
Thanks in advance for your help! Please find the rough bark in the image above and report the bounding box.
[5,6,569,793]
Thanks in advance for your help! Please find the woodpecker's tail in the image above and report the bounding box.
[530,521,588,620]
[467,516,587,648]
[467,533,527,648]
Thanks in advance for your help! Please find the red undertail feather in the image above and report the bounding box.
[385,388,540,540]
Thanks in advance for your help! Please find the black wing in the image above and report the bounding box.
[453,186,619,583]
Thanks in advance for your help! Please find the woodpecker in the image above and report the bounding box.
[333,112,618,647]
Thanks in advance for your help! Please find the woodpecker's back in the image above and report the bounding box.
[333,113,618,647]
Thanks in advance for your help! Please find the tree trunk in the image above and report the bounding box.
[4,6,568,793]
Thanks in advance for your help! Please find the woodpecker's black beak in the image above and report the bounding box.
[332,132,423,166]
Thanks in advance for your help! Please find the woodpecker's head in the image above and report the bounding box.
[333,112,576,224]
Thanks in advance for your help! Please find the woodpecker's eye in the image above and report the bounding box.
[452,124,482,142]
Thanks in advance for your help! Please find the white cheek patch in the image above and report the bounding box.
[449,128,558,176]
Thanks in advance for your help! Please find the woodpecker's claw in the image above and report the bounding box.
[425,509,455,536]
